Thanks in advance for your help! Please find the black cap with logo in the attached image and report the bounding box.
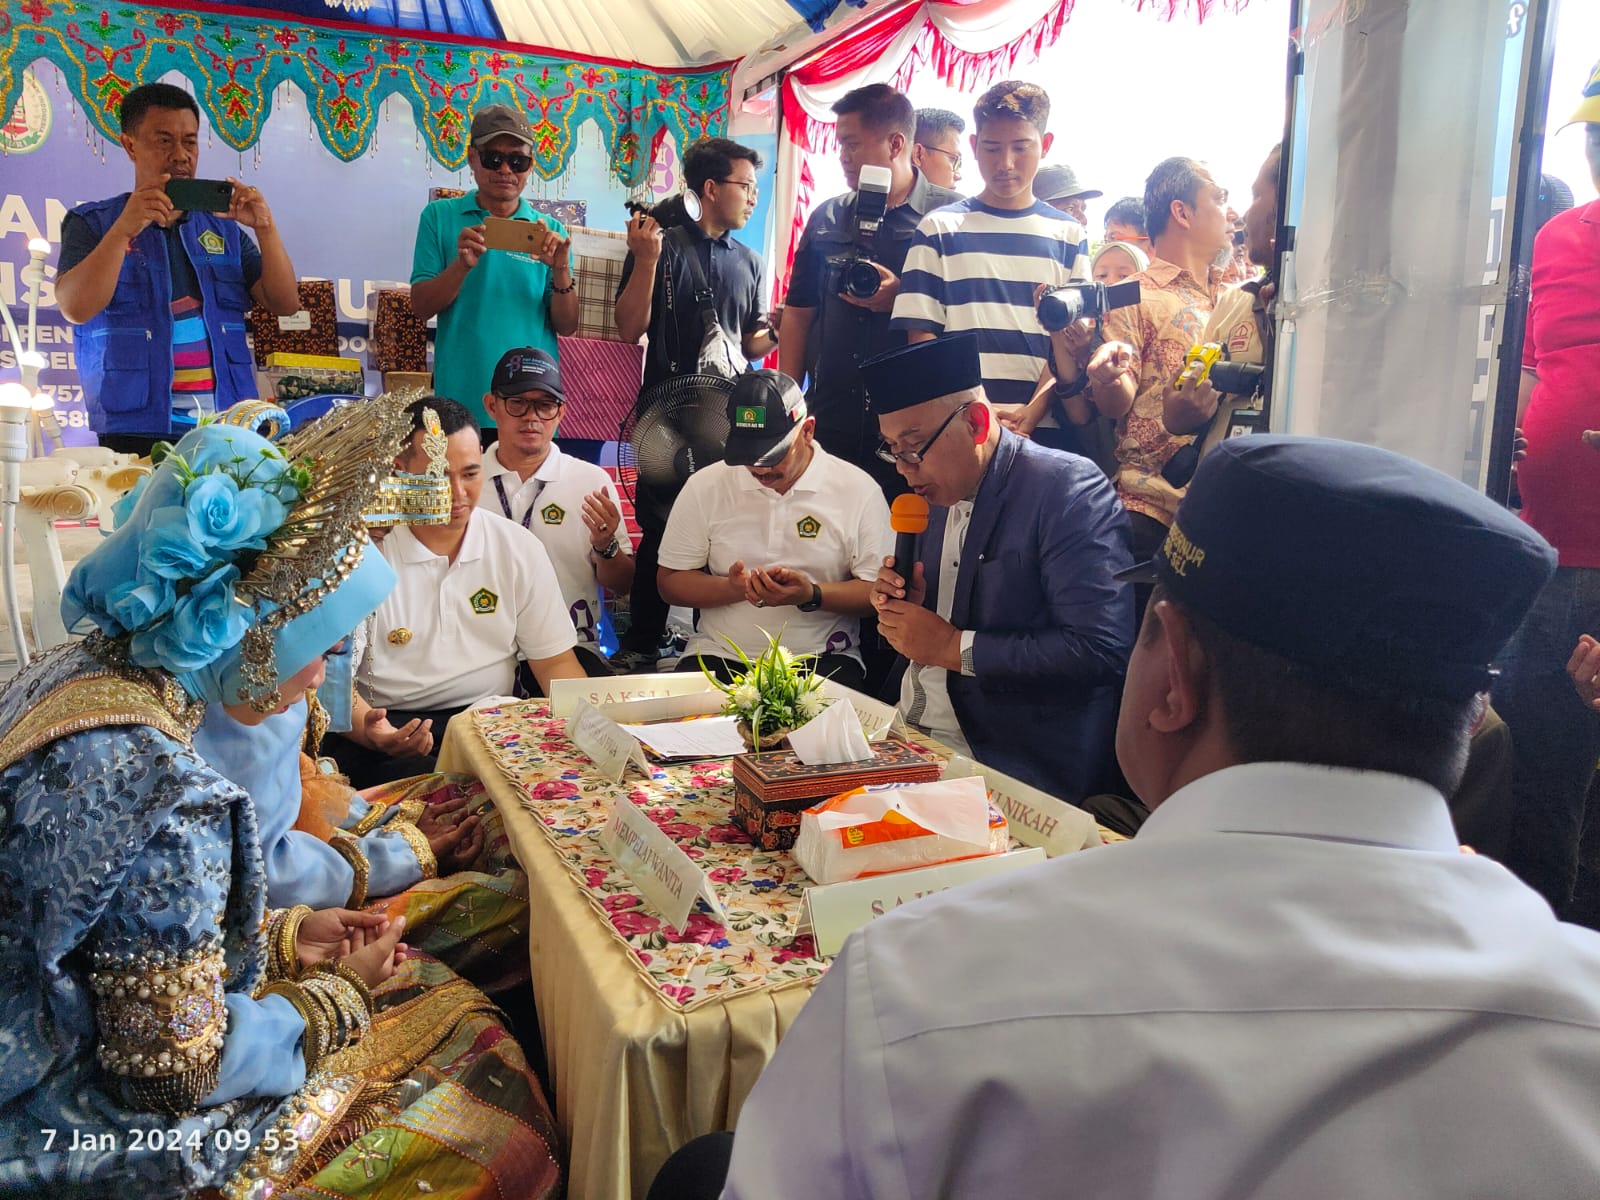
[491,347,565,404]
[723,370,808,468]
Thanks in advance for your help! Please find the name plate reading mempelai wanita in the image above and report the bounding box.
[567,700,650,783]
[942,756,1101,857]
[802,848,1046,957]
[601,795,728,933]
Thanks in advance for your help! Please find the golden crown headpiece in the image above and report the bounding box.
[231,392,421,710]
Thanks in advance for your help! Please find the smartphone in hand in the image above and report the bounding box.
[165,178,235,213]
[482,216,551,256]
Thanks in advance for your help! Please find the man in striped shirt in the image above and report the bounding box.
[890,80,1090,451]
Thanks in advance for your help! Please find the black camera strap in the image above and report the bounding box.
[667,226,721,330]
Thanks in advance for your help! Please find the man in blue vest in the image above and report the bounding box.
[56,83,300,455]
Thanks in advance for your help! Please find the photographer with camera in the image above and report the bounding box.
[1046,157,1230,614]
[611,137,777,671]
[1163,144,1280,455]
[780,84,961,497]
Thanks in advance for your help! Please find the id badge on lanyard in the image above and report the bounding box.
[493,475,543,529]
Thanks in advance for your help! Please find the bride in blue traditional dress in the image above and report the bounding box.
[0,398,561,1198]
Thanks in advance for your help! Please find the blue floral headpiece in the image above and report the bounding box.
[65,393,421,709]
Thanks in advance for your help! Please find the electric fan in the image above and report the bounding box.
[617,373,737,527]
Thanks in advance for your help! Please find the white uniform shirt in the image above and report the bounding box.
[725,762,1600,1200]
[897,499,976,755]
[364,509,575,711]
[479,442,633,646]
[658,445,892,664]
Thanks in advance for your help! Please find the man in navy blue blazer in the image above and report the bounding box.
[865,333,1135,803]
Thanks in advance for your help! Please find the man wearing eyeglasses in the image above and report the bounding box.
[613,136,778,672]
[479,347,634,658]
[912,108,966,192]
[779,84,961,501]
[410,104,579,439]
[864,334,1134,804]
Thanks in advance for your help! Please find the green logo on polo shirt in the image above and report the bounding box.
[469,587,499,615]
[198,230,225,256]
[796,515,822,539]
[735,405,766,429]
[540,502,565,526]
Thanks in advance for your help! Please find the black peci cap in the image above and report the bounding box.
[860,333,984,414]
[1117,435,1556,697]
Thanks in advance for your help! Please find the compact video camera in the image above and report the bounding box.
[1036,278,1142,333]
[823,164,893,300]
[1175,342,1267,399]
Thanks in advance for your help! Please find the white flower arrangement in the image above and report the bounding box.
[701,629,826,749]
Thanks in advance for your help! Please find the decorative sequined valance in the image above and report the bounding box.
[0,0,731,183]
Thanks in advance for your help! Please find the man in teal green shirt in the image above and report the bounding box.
[410,104,580,434]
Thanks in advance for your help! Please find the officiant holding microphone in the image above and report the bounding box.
[867,334,1135,803]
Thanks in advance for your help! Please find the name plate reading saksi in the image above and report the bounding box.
[803,848,1045,957]
[601,797,727,933]
[549,672,715,717]
[567,700,650,783]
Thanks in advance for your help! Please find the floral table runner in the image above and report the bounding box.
[473,701,831,1011]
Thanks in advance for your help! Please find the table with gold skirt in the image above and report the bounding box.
[438,700,833,1200]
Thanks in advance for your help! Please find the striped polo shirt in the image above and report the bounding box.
[891,198,1090,407]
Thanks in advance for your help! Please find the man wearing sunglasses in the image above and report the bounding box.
[411,104,579,438]
[865,333,1134,804]
[479,346,634,657]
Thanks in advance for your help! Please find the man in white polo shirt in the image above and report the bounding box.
[479,346,634,658]
[658,370,892,690]
[325,396,585,785]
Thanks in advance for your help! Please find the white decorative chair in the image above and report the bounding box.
[13,449,149,651]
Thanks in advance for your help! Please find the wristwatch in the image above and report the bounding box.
[593,536,622,560]
[798,583,824,612]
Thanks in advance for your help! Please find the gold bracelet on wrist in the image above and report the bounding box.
[268,904,313,980]
[395,798,427,826]
[328,835,370,909]
[302,972,371,1047]
[390,819,438,880]
[261,980,329,1072]
[314,960,374,1012]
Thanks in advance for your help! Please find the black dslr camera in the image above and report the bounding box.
[823,164,892,301]
[624,193,695,231]
[1036,278,1142,333]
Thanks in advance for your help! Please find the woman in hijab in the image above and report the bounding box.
[0,398,561,1198]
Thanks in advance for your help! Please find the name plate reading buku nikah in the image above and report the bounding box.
[942,755,1101,857]
[600,795,727,933]
[568,700,650,783]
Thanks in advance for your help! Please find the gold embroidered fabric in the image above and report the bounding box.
[389,819,438,881]
[0,668,203,773]
[322,979,495,1079]
[88,942,228,1115]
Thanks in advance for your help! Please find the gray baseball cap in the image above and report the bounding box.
[1035,163,1102,204]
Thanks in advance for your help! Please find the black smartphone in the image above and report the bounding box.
[165,178,234,213]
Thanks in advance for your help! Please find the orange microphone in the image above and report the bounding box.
[889,493,930,583]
